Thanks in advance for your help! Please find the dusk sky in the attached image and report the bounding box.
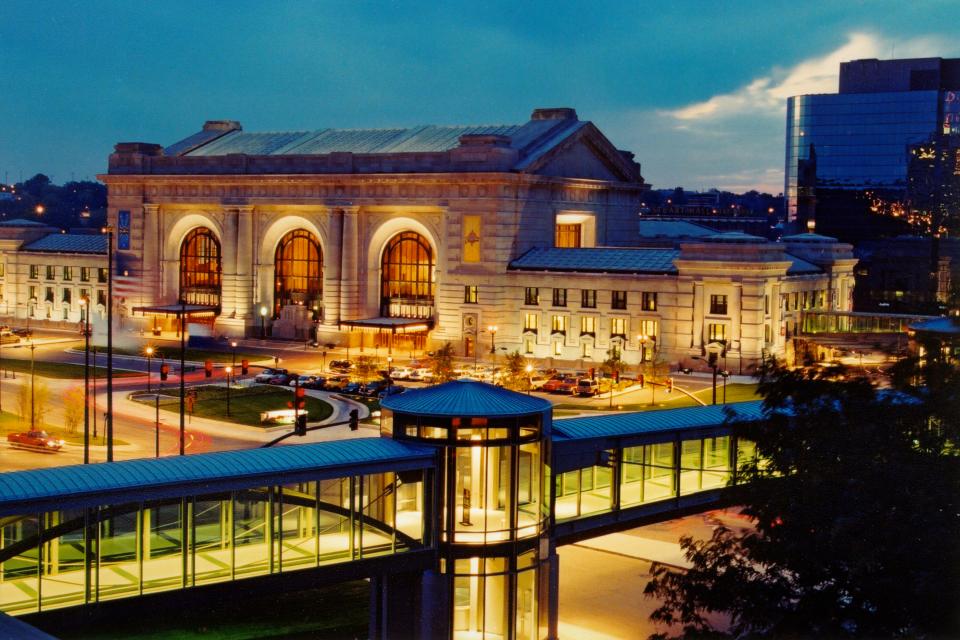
[2,1,958,193]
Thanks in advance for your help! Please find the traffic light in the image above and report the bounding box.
[294,414,307,436]
[348,409,359,431]
[638,374,645,389]
[160,363,169,381]
[241,359,249,375]
[613,370,620,384]
[667,377,674,393]
[204,360,213,378]
[295,386,306,410]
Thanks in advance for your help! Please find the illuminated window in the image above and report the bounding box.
[179,227,222,309]
[80,267,90,282]
[580,316,596,336]
[98,268,108,283]
[524,337,535,354]
[641,292,657,311]
[581,289,596,308]
[555,223,582,248]
[63,266,72,281]
[464,285,478,304]
[764,324,772,343]
[637,319,658,339]
[611,291,627,310]
[708,323,727,342]
[524,288,540,305]
[523,313,539,331]
[380,231,434,318]
[552,288,567,307]
[709,294,728,315]
[554,340,563,356]
[610,317,626,338]
[551,315,567,333]
[274,229,322,319]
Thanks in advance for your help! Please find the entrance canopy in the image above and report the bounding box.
[131,303,220,317]
[340,317,433,334]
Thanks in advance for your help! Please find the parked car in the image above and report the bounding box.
[557,377,579,394]
[576,378,600,397]
[329,360,353,372]
[540,375,567,393]
[288,375,317,387]
[254,368,288,383]
[7,430,64,452]
[342,382,362,395]
[11,328,32,338]
[360,381,385,397]
[0,333,20,344]
[528,375,549,390]
[268,372,292,385]
[303,376,326,390]
[323,375,350,391]
[390,367,414,380]
[378,385,406,399]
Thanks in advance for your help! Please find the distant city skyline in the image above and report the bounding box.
[1,1,958,193]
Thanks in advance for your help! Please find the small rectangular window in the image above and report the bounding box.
[641,292,657,311]
[29,265,38,279]
[581,289,596,308]
[98,268,108,283]
[80,288,89,303]
[610,317,626,338]
[524,313,539,331]
[63,266,72,281]
[464,285,478,304]
[0,263,5,278]
[46,266,55,280]
[524,287,540,306]
[80,267,90,282]
[708,323,727,342]
[709,294,728,315]
[524,338,535,354]
[62,288,72,304]
[45,287,54,303]
[97,290,107,306]
[611,291,627,310]
[637,319,658,339]
[552,288,567,307]
[764,294,770,315]
[555,223,582,248]
[764,324,772,344]
[554,340,563,356]
[28,285,37,300]
[551,315,567,333]
[580,316,596,335]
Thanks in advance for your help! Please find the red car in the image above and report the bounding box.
[7,430,64,452]
[540,375,567,393]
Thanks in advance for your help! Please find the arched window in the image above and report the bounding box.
[274,229,323,319]
[380,231,434,318]
[179,228,221,309]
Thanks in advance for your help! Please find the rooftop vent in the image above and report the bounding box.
[531,108,578,121]
[203,120,243,132]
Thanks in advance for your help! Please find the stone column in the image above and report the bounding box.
[324,208,343,326]
[339,207,360,322]
[235,206,254,319]
[219,207,239,316]
[141,204,161,305]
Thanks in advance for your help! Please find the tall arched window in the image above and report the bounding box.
[179,228,221,309]
[380,231,435,318]
[274,229,323,319]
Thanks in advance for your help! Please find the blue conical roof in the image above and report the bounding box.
[381,379,552,417]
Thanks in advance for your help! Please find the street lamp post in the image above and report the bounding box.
[487,325,497,354]
[720,369,730,404]
[224,366,232,417]
[231,340,238,378]
[386,356,393,395]
[145,346,154,393]
[154,391,161,458]
[28,341,35,429]
[525,363,533,395]
[81,296,90,463]
[103,225,114,462]
[260,306,268,339]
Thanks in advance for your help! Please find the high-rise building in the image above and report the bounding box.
[785,57,960,241]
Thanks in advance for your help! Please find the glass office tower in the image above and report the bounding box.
[785,57,960,242]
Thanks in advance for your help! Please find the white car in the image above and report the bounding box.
[391,367,414,380]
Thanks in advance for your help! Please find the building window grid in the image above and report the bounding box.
[581,289,596,308]
[29,265,38,280]
[523,313,539,332]
[708,323,727,343]
[380,232,435,319]
[463,285,478,304]
[273,229,323,319]
[552,288,567,307]
[641,292,657,311]
[46,266,55,281]
[524,288,540,306]
[63,266,72,281]
[709,294,728,315]
[551,315,567,334]
[580,316,596,336]
[555,223,582,248]
[179,228,222,309]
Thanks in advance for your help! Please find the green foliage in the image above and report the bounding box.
[601,345,626,377]
[502,350,529,390]
[0,174,107,229]
[353,355,379,383]
[63,386,84,434]
[645,359,960,638]
[431,342,456,383]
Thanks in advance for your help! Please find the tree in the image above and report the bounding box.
[501,350,529,390]
[63,386,84,434]
[16,383,29,423]
[644,360,960,638]
[353,355,379,383]
[431,342,456,383]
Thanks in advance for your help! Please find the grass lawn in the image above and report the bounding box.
[0,359,139,379]
[134,385,334,427]
[0,410,126,446]
[111,346,268,363]
[553,383,760,413]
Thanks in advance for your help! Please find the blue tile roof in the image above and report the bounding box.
[785,254,822,275]
[0,438,434,513]
[21,233,107,254]
[509,247,680,274]
[638,220,714,238]
[552,401,765,440]
[381,379,552,417]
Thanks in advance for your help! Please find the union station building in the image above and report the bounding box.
[100,108,857,372]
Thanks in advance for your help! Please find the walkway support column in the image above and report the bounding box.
[323,208,343,327]
[339,207,360,323]
[370,571,423,640]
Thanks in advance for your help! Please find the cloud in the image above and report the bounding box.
[666,31,957,123]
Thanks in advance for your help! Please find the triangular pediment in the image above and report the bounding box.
[520,123,643,183]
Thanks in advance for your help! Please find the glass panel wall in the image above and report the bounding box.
[0,471,428,615]
[554,466,614,521]
[679,440,703,495]
[701,437,731,489]
[619,442,676,507]
[452,556,540,640]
